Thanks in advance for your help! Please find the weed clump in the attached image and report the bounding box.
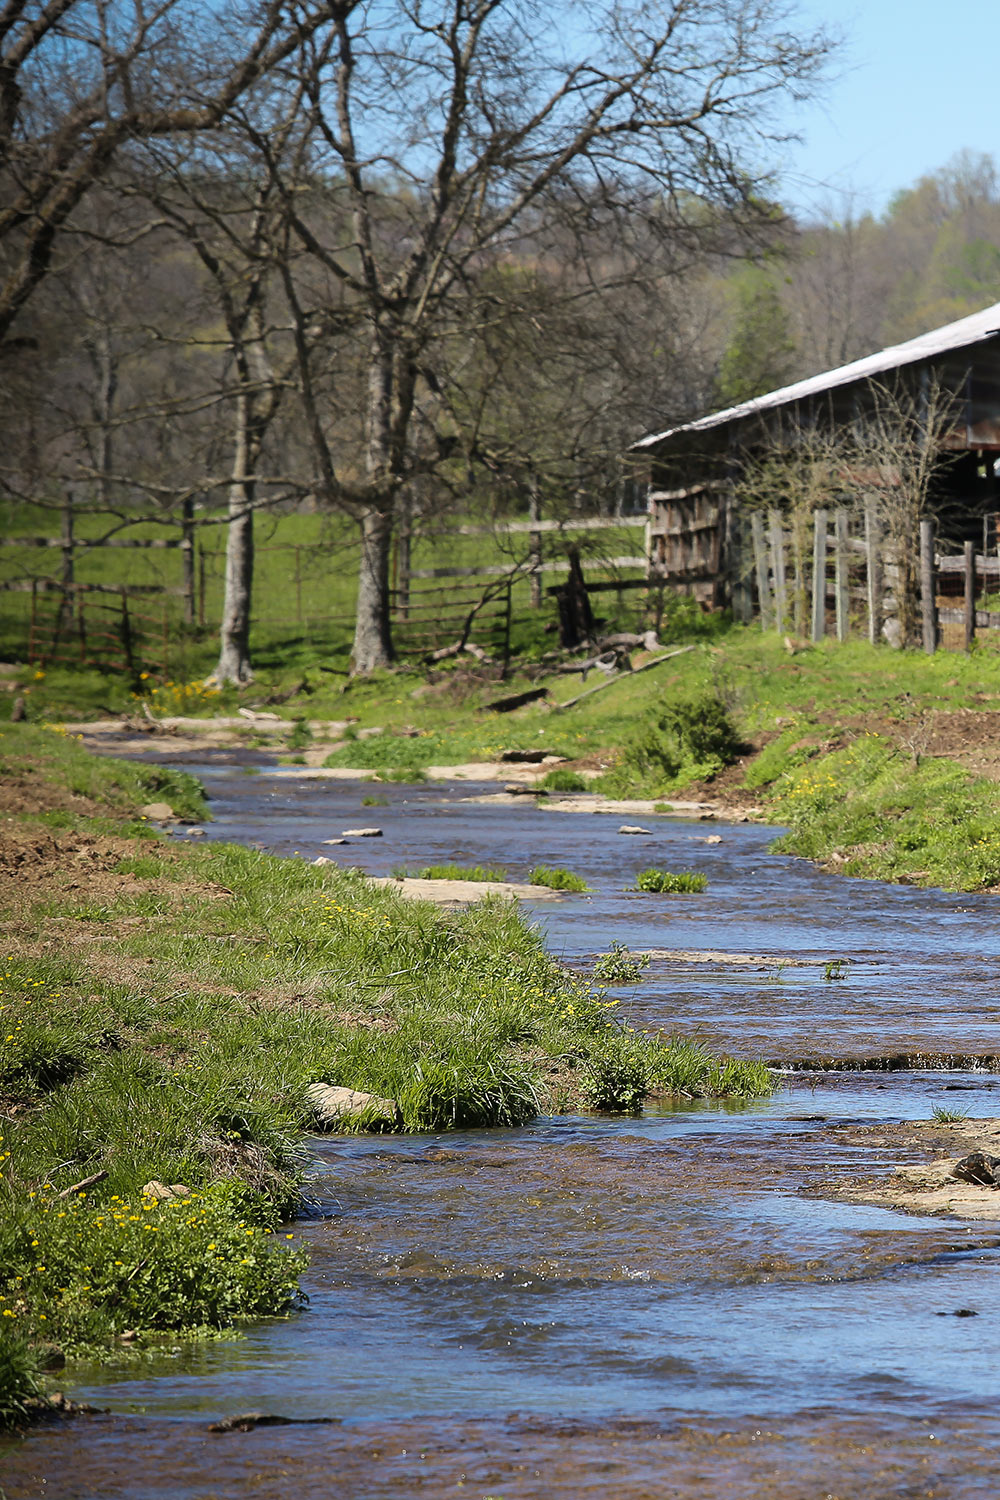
[539,768,588,793]
[529,865,590,892]
[631,868,707,893]
[593,942,650,984]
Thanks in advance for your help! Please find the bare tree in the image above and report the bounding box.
[0,0,339,346]
[259,0,834,673]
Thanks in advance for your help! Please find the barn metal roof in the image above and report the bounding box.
[632,299,1000,452]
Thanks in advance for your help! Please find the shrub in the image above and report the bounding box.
[631,868,707,893]
[529,865,590,892]
[602,691,742,794]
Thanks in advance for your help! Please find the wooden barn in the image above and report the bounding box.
[633,300,1000,612]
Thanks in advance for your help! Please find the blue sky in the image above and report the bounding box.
[778,0,1000,219]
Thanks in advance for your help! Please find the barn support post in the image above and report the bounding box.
[768,510,787,634]
[864,502,883,645]
[811,508,828,643]
[964,539,976,651]
[919,518,938,654]
[834,507,850,642]
[750,511,773,629]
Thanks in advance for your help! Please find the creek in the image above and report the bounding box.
[6,760,1000,1498]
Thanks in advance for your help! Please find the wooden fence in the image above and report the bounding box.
[744,506,1000,652]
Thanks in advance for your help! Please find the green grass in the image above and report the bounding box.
[767,732,1000,890]
[931,1105,969,1124]
[631,868,708,893]
[529,865,590,892]
[391,863,508,883]
[539,768,588,793]
[0,722,769,1416]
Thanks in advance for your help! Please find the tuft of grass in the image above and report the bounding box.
[539,767,588,793]
[361,794,389,806]
[593,942,650,985]
[931,1105,970,1124]
[529,865,590,892]
[631,868,707,893]
[391,863,508,883]
[0,1326,41,1429]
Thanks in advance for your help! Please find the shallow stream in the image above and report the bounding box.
[6,763,1000,1497]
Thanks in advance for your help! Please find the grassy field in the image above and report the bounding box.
[0,723,771,1423]
[0,501,651,679]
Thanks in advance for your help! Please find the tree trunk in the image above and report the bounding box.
[352,506,395,673]
[215,481,254,682]
[215,388,256,683]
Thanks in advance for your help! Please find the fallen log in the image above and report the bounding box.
[553,644,696,711]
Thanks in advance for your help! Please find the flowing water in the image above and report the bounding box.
[6,763,1000,1498]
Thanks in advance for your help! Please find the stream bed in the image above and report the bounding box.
[5,763,1000,1497]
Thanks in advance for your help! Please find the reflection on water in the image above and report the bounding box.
[6,762,1000,1498]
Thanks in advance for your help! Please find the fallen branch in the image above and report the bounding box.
[553,645,696,711]
[57,1169,109,1199]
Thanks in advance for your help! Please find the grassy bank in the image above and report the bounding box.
[11,621,1000,894]
[0,723,770,1422]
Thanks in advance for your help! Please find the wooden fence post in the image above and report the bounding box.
[864,502,883,645]
[528,483,543,609]
[181,497,195,625]
[750,511,773,629]
[197,546,206,627]
[768,510,787,634]
[964,538,976,651]
[920,517,938,654]
[834,507,850,642]
[811,508,828,643]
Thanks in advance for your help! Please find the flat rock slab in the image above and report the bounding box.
[618,824,652,834]
[341,827,383,837]
[370,876,563,904]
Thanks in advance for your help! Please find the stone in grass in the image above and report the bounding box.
[142,1179,192,1200]
[306,1082,399,1131]
[618,825,651,835]
[311,856,334,866]
[953,1152,1000,1187]
[341,827,383,838]
[140,802,176,822]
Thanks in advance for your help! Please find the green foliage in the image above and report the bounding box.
[580,1029,772,1111]
[599,691,741,795]
[770,732,1000,891]
[715,263,796,408]
[631,868,707,893]
[539,768,588,793]
[0,1179,308,1355]
[392,863,508,883]
[592,942,650,984]
[286,718,312,750]
[0,1325,40,1428]
[580,1030,650,1111]
[0,724,207,824]
[361,794,389,806]
[529,865,590,892]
